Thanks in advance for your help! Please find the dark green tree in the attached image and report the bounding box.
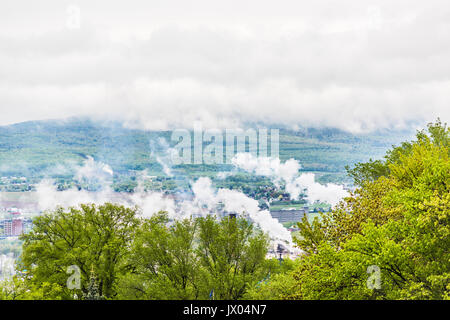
[83,270,104,300]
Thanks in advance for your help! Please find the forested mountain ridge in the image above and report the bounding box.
[0,118,414,184]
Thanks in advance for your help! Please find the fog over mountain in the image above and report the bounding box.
[1,0,449,132]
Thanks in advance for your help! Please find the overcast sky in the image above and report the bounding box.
[0,0,449,132]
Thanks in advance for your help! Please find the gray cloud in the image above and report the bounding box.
[0,0,449,132]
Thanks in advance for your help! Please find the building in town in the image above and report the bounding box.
[269,208,307,223]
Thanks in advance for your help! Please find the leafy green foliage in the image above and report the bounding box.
[117,213,270,300]
[18,203,139,299]
[258,120,450,300]
[244,258,299,300]
[118,213,202,300]
[2,206,272,300]
[196,215,269,300]
[0,277,64,300]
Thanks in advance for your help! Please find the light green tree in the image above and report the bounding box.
[117,213,270,300]
[257,120,449,300]
[19,203,139,299]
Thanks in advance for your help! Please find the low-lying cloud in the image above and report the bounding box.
[0,1,449,132]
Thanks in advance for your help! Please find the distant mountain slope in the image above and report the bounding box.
[0,118,414,183]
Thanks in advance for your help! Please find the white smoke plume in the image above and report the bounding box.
[0,253,15,280]
[231,153,348,206]
[292,173,349,207]
[150,138,175,177]
[192,177,291,243]
[74,156,113,186]
[35,158,292,244]
[36,179,115,211]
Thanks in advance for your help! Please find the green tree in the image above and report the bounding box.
[244,258,299,300]
[0,276,64,300]
[19,203,139,299]
[117,213,270,300]
[271,120,450,300]
[117,212,201,300]
[196,215,270,300]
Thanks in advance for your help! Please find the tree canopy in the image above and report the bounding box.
[251,120,449,300]
[1,207,272,300]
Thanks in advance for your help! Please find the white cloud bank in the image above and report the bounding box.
[0,0,449,132]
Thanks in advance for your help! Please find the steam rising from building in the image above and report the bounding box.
[0,253,15,280]
[29,148,351,254]
[33,151,350,248]
[35,157,292,245]
[231,153,349,206]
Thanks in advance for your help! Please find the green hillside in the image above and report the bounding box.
[0,118,414,187]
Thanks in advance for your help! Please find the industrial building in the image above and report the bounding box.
[269,208,307,223]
